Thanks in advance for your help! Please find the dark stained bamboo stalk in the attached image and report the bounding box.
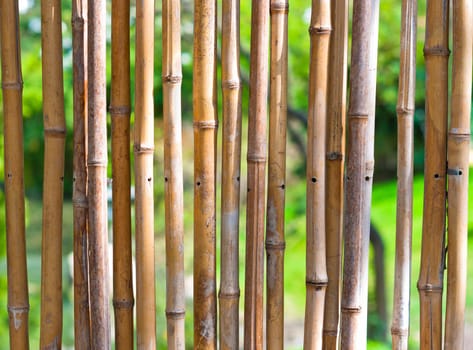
[162,0,186,348]
[444,0,472,348]
[417,0,449,348]
[391,0,417,348]
[219,0,242,348]
[265,0,288,349]
[0,1,30,348]
[40,0,66,346]
[134,0,156,347]
[87,0,110,347]
[244,0,270,348]
[111,0,133,347]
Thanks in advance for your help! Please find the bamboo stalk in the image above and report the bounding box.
[444,0,472,348]
[162,0,186,348]
[111,0,133,347]
[219,0,242,348]
[265,0,288,349]
[87,0,110,347]
[417,0,449,348]
[244,0,269,348]
[0,1,30,348]
[391,0,417,348]
[322,0,348,347]
[40,0,66,346]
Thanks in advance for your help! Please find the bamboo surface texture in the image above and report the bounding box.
[163,0,186,348]
[1,0,30,348]
[219,0,242,348]
[444,0,472,348]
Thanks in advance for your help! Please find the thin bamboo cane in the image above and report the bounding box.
[111,0,133,348]
[444,0,472,348]
[265,0,288,349]
[244,0,269,348]
[0,1,30,348]
[134,0,156,348]
[322,0,348,347]
[162,0,186,348]
[417,0,449,348]
[40,0,66,346]
[391,0,417,348]
[219,0,242,348]
[87,0,110,347]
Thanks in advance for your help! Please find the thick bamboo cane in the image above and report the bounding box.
[265,0,288,349]
[417,0,449,348]
[219,0,242,348]
[444,0,472,348]
[322,0,348,348]
[134,0,156,348]
[162,0,186,348]
[244,0,269,348]
[87,0,110,347]
[0,1,30,348]
[111,0,133,348]
[40,0,66,347]
[391,0,417,349]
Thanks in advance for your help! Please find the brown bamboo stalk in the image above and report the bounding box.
[0,1,30,348]
[417,0,449,348]
[87,0,110,347]
[244,0,269,348]
[322,0,348,347]
[444,0,472,348]
[265,0,288,349]
[134,0,156,348]
[391,0,417,348]
[162,0,186,348]
[40,0,66,346]
[111,0,133,347]
[219,0,242,348]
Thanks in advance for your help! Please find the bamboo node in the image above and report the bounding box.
[448,129,470,139]
[1,81,23,90]
[323,330,338,337]
[308,26,332,36]
[218,290,240,299]
[72,17,86,30]
[87,159,107,167]
[396,107,415,116]
[270,2,289,14]
[390,327,409,336]
[165,309,186,320]
[348,113,369,120]
[222,79,241,90]
[341,306,362,314]
[7,305,30,313]
[44,127,67,137]
[306,279,328,290]
[163,74,182,84]
[417,283,442,293]
[423,47,450,57]
[134,144,155,154]
[265,241,286,251]
[193,120,218,129]
[113,299,134,309]
[109,105,130,116]
[247,154,267,163]
[326,152,343,161]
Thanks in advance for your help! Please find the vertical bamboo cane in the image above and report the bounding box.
[134,0,156,348]
[40,0,66,346]
[162,0,186,348]
[391,0,417,348]
[0,1,30,348]
[417,0,449,348]
[219,0,242,348]
[323,0,348,347]
[111,0,133,348]
[444,0,472,348]
[265,0,288,349]
[87,0,110,347]
[244,0,269,348]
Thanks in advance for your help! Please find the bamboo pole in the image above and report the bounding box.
[162,0,186,348]
[391,0,417,348]
[40,0,66,346]
[322,0,348,347]
[87,0,110,347]
[444,0,472,348]
[417,0,449,348]
[134,0,156,348]
[111,0,133,347]
[0,1,30,348]
[244,0,269,348]
[265,0,288,349]
[219,0,242,348]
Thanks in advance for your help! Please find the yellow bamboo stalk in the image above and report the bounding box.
[391,0,417,349]
[219,0,242,348]
[40,0,66,346]
[417,0,449,348]
[0,1,30,348]
[162,0,185,348]
[444,0,472,348]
